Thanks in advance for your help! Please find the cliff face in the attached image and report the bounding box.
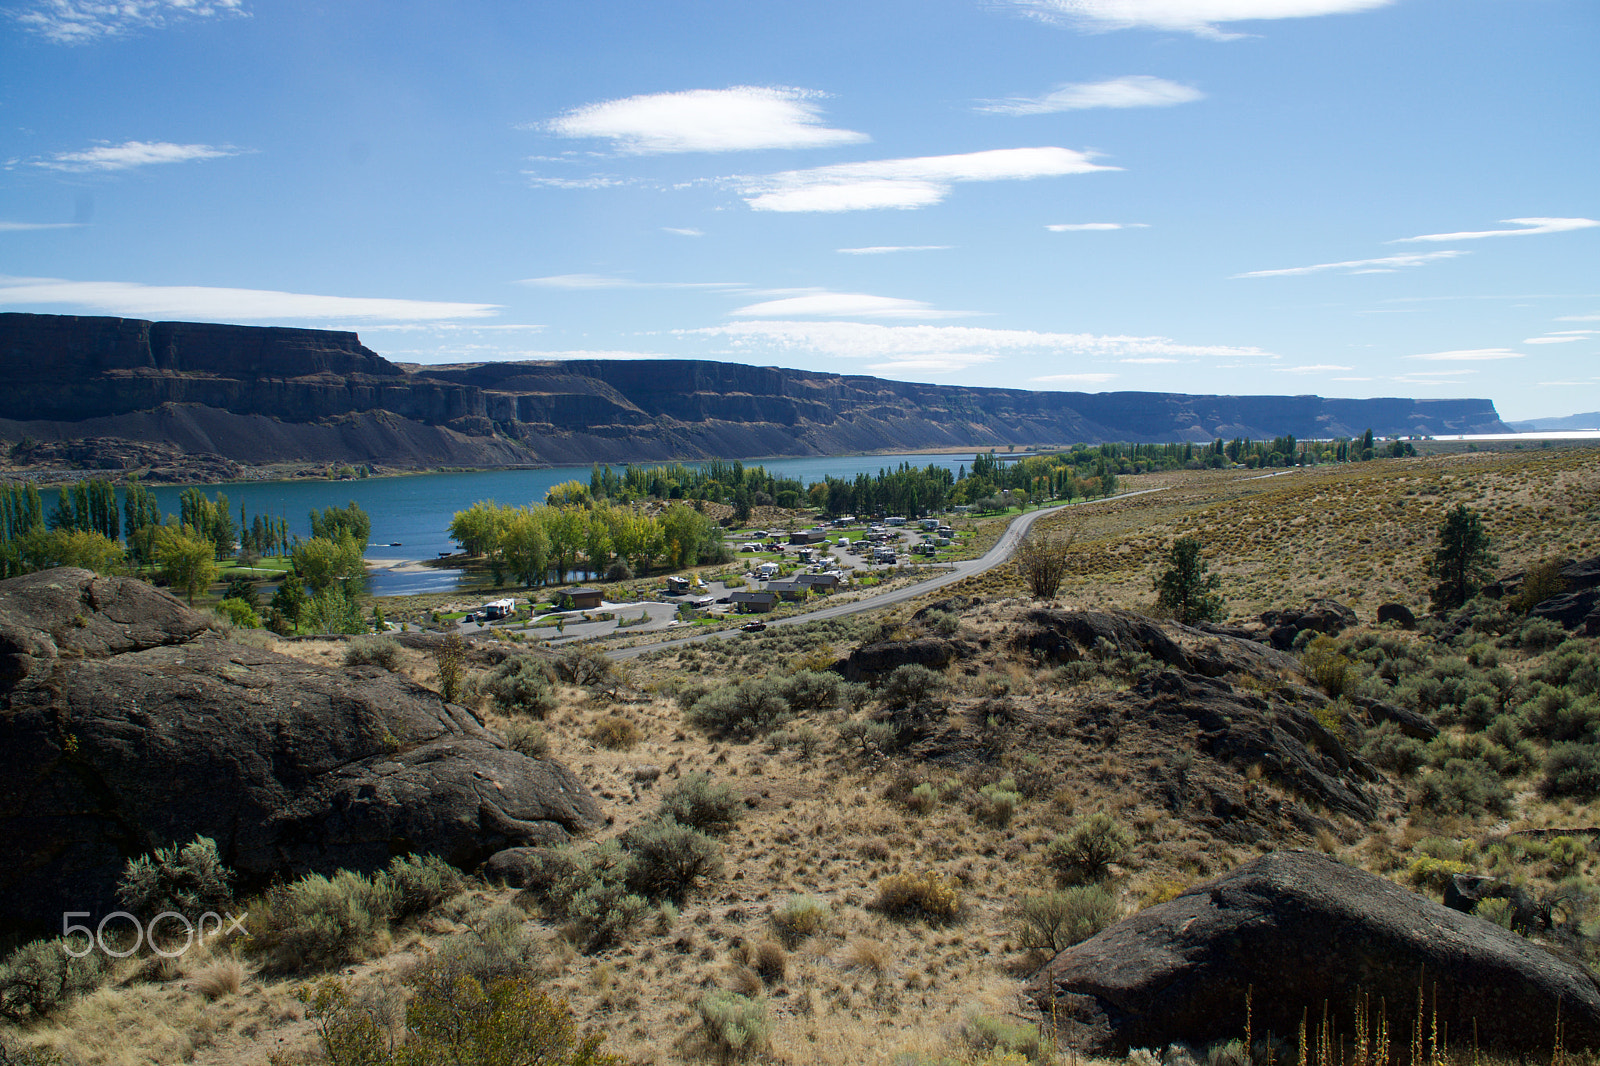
[0,312,1511,469]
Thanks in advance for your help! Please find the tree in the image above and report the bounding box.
[1426,503,1497,613]
[1013,531,1074,600]
[157,526,218,605]
[1154,536,1224,624]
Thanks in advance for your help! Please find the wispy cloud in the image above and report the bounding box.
[1047,222,1148,232]
[14,0,247,43]
[1556,314,1600,322]
[517,274,743,291]
[681,320,1272,372]
[663,227,703,237]
[1234,250,1467,278]
[1121,356,1180,364]
[0,276,497,321]
[524,174,633,190]
[871,356,1001,375]
[0,221,82,232]
[738,146,1116,213]
[1393,217,1600,243]
[728,292,970,320]
[837,245,952,255]
[1524,330,1597,345]
[1274,363,1354,373]
[542,86,868,155]
[1001,0,1393,38]
[23,140,247,173]
[979,75,1202,115]
[1406,348,1525,361]
[1032,372,1118,384]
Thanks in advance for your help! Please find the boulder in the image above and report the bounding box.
[1259,599,1358,649]
[1029,851,1600,1057]
[1346,694,1439,741]
[1376,602,1417,628]
[842,637,973,681]
[1530,587,1600,634]
[1011,608,1190,670]
[0,568,602,938]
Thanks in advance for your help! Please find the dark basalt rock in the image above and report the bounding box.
[1376,602,1417,628]
[1028,851,1600,1056]
[0,568,602,938]
[1258,599,1358,649]
[1345,693,1439,741]
[1012,608,1190,670]
[842,637,975,681]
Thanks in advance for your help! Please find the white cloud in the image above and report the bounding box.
[1275,363,1354,373]
[25,140,246,173]
[870,356,1001,375]
[0,221,81,232]
[1048,222,1148,232]
[739,146,1116,213]
[1121,356,1180,364]
[0,276,497,321]
[681,319,1273,366]
[728,292,970,320]
[663,227,704,237]
[1406,349,1525,361]
[1002,0,1393,37]
[1394,217,1600,243]
[543,87,868,155]
[837,245,952,255]
[14,0,246,43]
[1234,250,1467,278]
[1524,331,1597,344]
[517,274,743,291]
[979,76,1202,115]
[1556,314,1600,322]
[1032,372,1118,384]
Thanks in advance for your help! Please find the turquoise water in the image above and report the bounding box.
[147,452,984,596]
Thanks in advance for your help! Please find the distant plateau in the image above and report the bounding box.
[0,312,1512,475]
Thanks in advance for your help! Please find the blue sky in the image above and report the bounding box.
[1,0,1595,421]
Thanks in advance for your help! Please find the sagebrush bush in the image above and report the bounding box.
[684,677,793,738]
[881,663,946,710]
[698,990,770,1059]
[478,655,558,718]
[1359,721,1426,776]
[1405,856,1470,893]
[906,781,941,814]
[538,841,650,952]
[344,635,402,670]
[588,715,642,750]
[771,894,831,947]
[502,719,551,759]
[0,938,110,1022]
[620,817,724,902]
[974,781,1022,828]
[874,869,962,923]
[1543,742,1600,798]
[116,834,235,921]
[1300,636,1356,697]
[1415,758,1510,817]
[656,772,741,835]
[778,669,841,712]
[960,1012,1051,1064]
[244,869,393,972]
[1046,812,1133,884]
[417,903,541,988]
[383,853,464,921]
[1010,886,1119,953]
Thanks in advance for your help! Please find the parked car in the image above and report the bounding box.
[741,620,767,632]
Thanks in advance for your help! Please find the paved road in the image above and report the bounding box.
[609,489,1162,661]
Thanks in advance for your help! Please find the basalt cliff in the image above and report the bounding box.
[0,312,1510,472]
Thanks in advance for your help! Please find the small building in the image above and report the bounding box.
[796,572,840,591]
[666,575,690,593]
[556,587,604,610]
[764,578,808,601]
[730,590,778,614]
[789,528,829,545]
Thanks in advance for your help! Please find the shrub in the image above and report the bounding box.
[1415,759,1510,817]
[1510,559,1568,615]
[1011,885,1119,953]
[771,894,831,947]
[116,834,235,922]
[874,869,962,923]
[684,677,792,738]
[656,773,741,836]
[881,663,946,710]
[588,715,641,750]
[960,1012,1051,1064]
[747,939,787,983]
[416,904,541,989]
[193,959,245,1001]
[1543,742,1600,799]
[0,939,110,1022]
[541,841,650,952]
[344,635,402,670]
[1359,722,1426,776]
[1046,813,1133,884]
[1405,856,1470,893]
[502,720,551,759]
[479,655,558,718]
[974,781,1022,828]
[554,646,616,689]
[1300,636,1355,697]
[778,669,841,712]
[906,781,940,814]
[382,854,463,921]
[698,990,771,1059]
[436,632,466,702]
[620,817,723,902]
[244,869,394,972]
[838,717,895,755]
[216,596,261,629]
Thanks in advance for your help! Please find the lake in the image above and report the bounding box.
[147,452,988,596]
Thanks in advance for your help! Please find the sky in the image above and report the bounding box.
[1,0,1595,422]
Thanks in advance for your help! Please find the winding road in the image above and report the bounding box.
[609,489,1162,661]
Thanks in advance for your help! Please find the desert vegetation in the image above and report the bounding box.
[2,444,1598,1064]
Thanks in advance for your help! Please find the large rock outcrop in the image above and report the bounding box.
[0,312,1512,471]
[1029,851,1600,1056]
[0,568,602,938]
